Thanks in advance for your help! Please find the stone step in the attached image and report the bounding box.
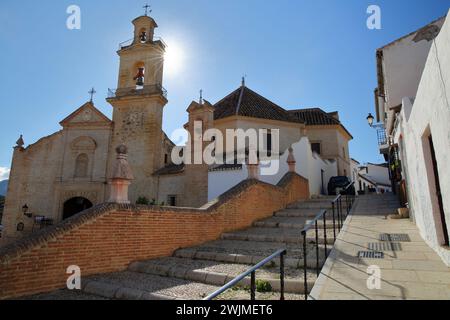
[81,271,221,300]
[174,243,329,269]
[129,257,318,294]
[287,202,334,210]
[275,208,334,218]
[23,289,109,300]
[254,216,341,229]
[221,227,335,245]
[216,289,305,300]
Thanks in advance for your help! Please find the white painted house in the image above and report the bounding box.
[373,11,450,265]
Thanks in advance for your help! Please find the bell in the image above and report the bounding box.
[133,67,145,86]
[135,77,144,86]
[140,31,147,43]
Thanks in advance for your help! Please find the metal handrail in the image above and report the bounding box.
[301,181,356,300]
[107,84,167,99]
[300,209,328,300]
[203,248,287,301]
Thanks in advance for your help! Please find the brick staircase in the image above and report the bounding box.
[27,196,339,300]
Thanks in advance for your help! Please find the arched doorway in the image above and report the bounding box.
[63,197,93,220]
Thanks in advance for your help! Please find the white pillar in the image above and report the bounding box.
[108,145,134,204]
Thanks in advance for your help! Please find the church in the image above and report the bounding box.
[0,13,352,245]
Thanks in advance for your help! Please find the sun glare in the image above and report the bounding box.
[164,40,185,76]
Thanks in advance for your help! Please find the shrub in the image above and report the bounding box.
[136,197,150,205]
[256,280,272,293]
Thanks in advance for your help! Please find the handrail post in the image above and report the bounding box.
[303,232,308,301]
[250,272,256,301]
[280,253,285,301]
[332,202,336,243]
[315,220,319,277]
[323,211,328,259]
[337,197,342,231]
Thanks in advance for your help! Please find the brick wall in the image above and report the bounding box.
[0,173,309,299]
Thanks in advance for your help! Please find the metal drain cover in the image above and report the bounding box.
[358,251,384,259]
[368,242,402,252]
[379,233,411,242]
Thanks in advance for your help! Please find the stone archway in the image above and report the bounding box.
[63,197,93,220]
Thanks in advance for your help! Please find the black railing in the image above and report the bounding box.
[301,181,355,300]
[119,36,167,50]
[107,84,167,99]
[377,128,388,146]
[203,249,287,301]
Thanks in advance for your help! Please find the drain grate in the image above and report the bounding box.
[358,251,384,259]
[368,242,402,252]
[379,233,411,242]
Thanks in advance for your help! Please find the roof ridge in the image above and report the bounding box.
[213,86,241,107]
[235,85,246,115]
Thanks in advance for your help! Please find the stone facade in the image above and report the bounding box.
[0,13,353,246]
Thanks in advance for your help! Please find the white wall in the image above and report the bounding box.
[207,137,338,201]
[380,17,445,133]
[395,12,450,265]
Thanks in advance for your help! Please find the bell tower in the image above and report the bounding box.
[107,14,168,203]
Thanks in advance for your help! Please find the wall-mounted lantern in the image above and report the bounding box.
[22,204,32,218]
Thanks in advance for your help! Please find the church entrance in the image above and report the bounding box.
[63,197,93,220]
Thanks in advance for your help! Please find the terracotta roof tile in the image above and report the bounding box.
[214,86,301,124]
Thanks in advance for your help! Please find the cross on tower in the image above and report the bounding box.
[143,4,152,16]
[88,87,96,102]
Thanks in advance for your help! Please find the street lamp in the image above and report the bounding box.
[367,113,375,127]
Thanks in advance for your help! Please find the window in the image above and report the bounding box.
[311,143,321,155]
[267,130,272,156]
[167,195,177,207]
[164,154,168,165]
[74,154,89,178]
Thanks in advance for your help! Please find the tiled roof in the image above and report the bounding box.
[214,86,301,124]
[288,108,340,126]
[153,164,185,176]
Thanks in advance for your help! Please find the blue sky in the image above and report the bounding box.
[0,0,449,180]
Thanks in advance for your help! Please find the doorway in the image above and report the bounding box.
[63,197,93,220]
[427,135,449,246]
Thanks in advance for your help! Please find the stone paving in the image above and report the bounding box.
[309,194,450,300]
[25,197,336,300]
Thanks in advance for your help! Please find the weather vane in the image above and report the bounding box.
[88,87,96,102]
[143,4,152,16]
[199,89,203,104]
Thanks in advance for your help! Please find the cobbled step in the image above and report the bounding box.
[174,244,329,269]
[254,216,340,229]
[221,227,335,245]
[287,202,334,210]
[129,257,318,294]
[275,208,331,218]
[23,290,109,300]
[81,271,221,300]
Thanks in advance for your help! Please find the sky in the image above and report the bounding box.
[0,0,449,181]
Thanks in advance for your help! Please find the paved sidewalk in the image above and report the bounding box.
[310,194,450,300]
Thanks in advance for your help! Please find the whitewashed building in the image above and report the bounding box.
[372,11,450,264]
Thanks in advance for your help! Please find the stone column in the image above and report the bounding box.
[108,145,134,204]
[287,147,296,172]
